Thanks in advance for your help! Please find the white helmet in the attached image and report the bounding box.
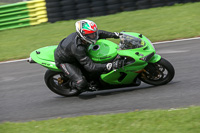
[75,20,98,44]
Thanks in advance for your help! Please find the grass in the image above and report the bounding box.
[0,2,200,61]
[0,106,200,133]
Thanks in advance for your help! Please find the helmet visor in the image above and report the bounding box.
[85,32,98,40]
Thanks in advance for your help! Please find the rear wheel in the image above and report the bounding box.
[44,70,81,97]
[139,58,175,85]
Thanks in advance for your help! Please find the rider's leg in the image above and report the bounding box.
[59,63,88,91]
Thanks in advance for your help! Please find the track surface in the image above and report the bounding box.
[1,39,200,122]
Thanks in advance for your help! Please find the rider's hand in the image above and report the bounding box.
[113,32,122,39]
[106,59,124,71]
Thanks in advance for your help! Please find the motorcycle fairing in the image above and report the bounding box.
[30,45,60,71]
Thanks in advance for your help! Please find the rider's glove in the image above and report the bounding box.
[106,59,124,71]
[113,32,122,39]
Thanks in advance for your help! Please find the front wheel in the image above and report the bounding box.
[44,70,81,97]
[139,58,175,86]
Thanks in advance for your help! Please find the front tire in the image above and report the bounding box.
[44,70,81,97]
[139,58,175,86]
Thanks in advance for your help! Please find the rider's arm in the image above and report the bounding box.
[98,30,119,39]
[74,45,106,73]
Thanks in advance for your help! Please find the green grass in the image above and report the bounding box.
[1,106,200,133]
[0,2,200,61]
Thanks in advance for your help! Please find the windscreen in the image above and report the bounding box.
[119,34,145,49]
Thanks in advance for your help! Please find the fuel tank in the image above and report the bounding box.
[87,39,119,63]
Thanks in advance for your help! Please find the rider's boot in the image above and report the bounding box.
[68,79,88,92]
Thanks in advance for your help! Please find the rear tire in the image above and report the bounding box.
[44,70,81,97]
[139,58,175,86]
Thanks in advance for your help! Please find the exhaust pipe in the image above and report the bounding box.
[27,57,36,63]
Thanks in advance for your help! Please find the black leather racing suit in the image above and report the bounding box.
[54,30,119,91]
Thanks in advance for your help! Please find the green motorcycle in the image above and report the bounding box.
[28,32,175,97]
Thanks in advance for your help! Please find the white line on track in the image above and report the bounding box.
[156,50,189,54]
[0,37,200,65]
[153,37,200,44]
[0,59,28,64]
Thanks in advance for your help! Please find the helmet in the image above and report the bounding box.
[75,20,98,44]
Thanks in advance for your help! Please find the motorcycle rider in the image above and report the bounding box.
[54,20,124,92]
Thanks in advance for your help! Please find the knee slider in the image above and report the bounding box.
[75,78,88,90]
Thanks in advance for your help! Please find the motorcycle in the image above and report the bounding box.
[28,32,175,97]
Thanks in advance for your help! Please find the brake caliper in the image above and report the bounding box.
[57,77,64,85]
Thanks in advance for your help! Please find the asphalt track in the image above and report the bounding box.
[0,38,200,122]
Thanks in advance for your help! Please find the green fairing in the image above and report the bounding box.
[149,54,161,63]
[30,45,60,71]
[30,32,161,85]
[87,39,119,63]
[100,32,161,85]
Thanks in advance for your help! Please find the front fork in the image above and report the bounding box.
[138,54,162,79]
